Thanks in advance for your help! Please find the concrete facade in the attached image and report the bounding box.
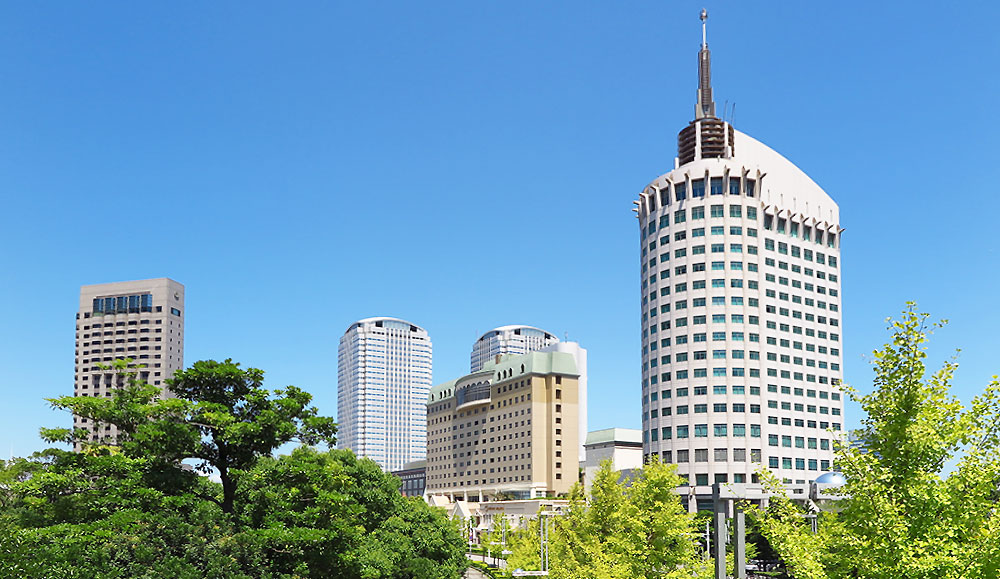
[582,428,643,492]
[636,18,844,494]
[426,348,583,501]
[74,278,185,444]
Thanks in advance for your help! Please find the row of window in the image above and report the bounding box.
[642,270,839,301]
[645,384,841,401]
[650,370,839,387]
[647,402,840,418]
[668,447,832,465]
[653,177,758,205]
[644,323,840,345]
[647,413,841,431]
[648,350,840,370]
[644,204,757,237]
[643,226,759,258]
[92,293,154,314]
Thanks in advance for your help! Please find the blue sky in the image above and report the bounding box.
[2,2,998,458]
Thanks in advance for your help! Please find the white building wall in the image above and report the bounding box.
[338,317,432,471]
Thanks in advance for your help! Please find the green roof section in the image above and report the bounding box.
[427,350,579,405]
[428,377,460,403]
[585,428,643,446]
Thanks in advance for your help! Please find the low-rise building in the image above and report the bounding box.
[391,460,426,498]
[582,427,643,492]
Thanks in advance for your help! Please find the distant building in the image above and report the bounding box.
[75,278,185,445]
[426,347,583,502]
[337,317,432,471]
[582,428,643,492]
[391,460,426,498]
[470,325,559,372]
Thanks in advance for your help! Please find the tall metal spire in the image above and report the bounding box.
[696,9,716,119]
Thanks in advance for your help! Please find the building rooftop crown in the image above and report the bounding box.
[677,9,734,166]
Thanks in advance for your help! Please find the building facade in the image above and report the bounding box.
[425,348,582,502]
[637,13,844,492]
[470,325,559,372]
[471,327,588,463]
[582,428,643,492]
[74,278,185,444]
[391,460,427,498]
[337,317,432,471]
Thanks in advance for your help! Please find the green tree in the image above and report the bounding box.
[1,359,466,578]
[42,358,337,515]
[507,460,710,579]
[753,304,1000,579]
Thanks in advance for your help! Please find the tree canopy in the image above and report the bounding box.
[0,359,466,578]
[753,304,1000,579]
[506,460,711,579]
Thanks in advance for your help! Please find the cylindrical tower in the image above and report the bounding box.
[637,13,844,503]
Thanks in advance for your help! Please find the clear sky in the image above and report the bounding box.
[2,2,998,458]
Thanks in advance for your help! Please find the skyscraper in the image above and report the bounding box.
[637,12,844,494]
[74,278,185,444]
[337,317,432,471]
[470,325,559,372]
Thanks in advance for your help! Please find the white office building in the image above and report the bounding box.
[337,317,432,471]
[470,325,559,372]
[637,12,844,496]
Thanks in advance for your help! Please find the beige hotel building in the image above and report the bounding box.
[425,347,582,501]
[74,278,185,444]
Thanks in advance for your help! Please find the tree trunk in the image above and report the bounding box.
[220,467,235,515]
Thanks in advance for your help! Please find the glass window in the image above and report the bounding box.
[728,178,741,196]
[730,205,742,218]
[692,179,705,198]
[694,424,708,437]
[714,424,727,436]
[710,204,724,218]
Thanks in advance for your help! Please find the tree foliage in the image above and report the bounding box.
[0,359,466,578]
[753,304,1000,579]
[507,460,711,578]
